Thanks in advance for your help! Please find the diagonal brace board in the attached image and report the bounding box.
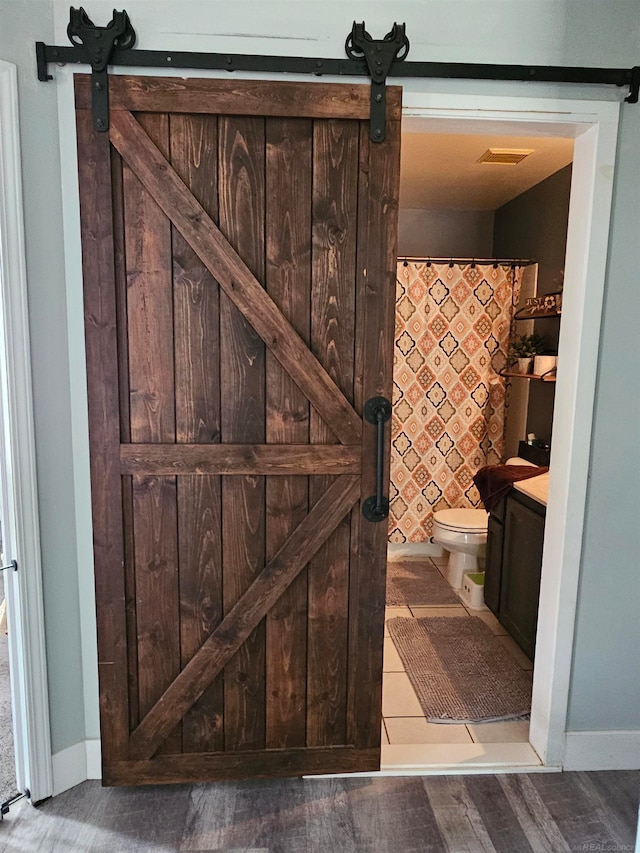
[127,474,361,759]
[109,109,362,445]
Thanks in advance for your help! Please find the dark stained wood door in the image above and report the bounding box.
[75,75,401,786]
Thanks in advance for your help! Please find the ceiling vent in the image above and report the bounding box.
[477,147,534,165]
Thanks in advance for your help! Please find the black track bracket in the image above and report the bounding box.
[38,7,136,132]
[625,66,640,103]
[346,22,409,142]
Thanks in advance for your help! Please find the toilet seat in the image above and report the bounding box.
[433,508,488,533]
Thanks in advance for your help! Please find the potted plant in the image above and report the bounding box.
[508,333,547,374]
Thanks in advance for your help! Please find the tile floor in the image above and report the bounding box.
[382,554,533,749]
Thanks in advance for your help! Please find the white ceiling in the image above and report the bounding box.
[400,132,574,211]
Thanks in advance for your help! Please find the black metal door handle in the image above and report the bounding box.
[362,396,392,522]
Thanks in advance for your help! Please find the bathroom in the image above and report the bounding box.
[382,128,573,766]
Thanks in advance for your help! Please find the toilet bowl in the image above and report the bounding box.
[432,508,489,589]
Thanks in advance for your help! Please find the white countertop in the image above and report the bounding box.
[513,470,549,506]
[504,457,549,506]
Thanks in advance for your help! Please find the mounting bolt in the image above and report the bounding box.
[95,118,105,129]
[95,81,103,90]
[373,128,382,139]
[375,92,383,102]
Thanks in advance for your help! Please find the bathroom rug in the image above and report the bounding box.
[386,561,459,607]
[387,615,531,723]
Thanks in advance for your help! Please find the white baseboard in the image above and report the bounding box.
[51,742,88,796]
[563,730,640,771]
[86,738,102,779]
[388,542,444,560]
[51,738,101,794]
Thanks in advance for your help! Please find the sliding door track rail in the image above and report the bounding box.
[36,8,639,137]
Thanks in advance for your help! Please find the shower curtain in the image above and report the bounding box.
[389,260,523,543]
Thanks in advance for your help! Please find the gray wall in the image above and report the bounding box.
[398,208,494,259]
[1,0,638,758]
[494,166,572,299]
[566,104,640,730]
[494,166,572,445]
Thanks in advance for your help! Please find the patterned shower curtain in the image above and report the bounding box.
[389,261,523,543]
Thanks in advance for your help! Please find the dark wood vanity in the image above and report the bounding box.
[484,488,546,661]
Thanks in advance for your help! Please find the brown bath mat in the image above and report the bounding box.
[386,560,459,607]
[387,616,532,723]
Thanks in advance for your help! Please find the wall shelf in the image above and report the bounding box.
[513,290,563,320]
[514,309,562,320]
[500,370,556,382]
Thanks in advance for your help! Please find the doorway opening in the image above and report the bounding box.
[382,90,616,772]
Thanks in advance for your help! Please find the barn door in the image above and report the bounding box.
[75,75,401,786]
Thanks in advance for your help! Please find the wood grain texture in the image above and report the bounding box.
[132,474,180,755]
[128,475,360,760]
[75,109,130,757]
[170,113,224,753]
[124,113,175,444]
[123,113,180,754]
[120,444,360,475]
[218,115,267,752]
[74,75,403,120]
[79,77,402,783]
[178,475,223,753]
[264,118,312,749]
[108,109,362,445]
[170,113,220,445]
[104,747,378,787]
[348,119,401,749]
[5,772,638,850]
[110,144,139,732]
[307,119,359,747]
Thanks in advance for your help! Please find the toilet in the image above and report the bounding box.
[432,508,489,589]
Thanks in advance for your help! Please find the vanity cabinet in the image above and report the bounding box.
[484,489,546,660]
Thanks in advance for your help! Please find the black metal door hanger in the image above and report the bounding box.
[37,7,639,138]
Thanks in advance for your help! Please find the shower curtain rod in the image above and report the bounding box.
[399,256,534,265]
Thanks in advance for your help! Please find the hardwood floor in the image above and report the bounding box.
[0,771,637,852]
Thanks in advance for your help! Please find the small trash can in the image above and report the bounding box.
[460,571,486,610]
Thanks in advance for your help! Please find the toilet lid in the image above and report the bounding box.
[433,508,489,532]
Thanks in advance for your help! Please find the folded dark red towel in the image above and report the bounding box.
[473,464,549,513]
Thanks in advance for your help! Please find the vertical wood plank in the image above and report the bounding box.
[131,474,179,751]
[76,108,130,759]
[110,145,139,732]
[125,114,175,443]
[264,118,312,748]
[170,113,224,753]
[124,113,180,753]
[218,116,266,751]
[306,119,359,746]
[348,118,401,749]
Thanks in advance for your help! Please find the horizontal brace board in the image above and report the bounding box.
[74,75,403,119]
[103,746,379,786]
[120,444,361,475]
